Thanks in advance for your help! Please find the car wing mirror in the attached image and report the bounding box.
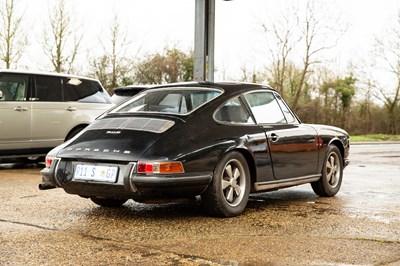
[0,90,3,99]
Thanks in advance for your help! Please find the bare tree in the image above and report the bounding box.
[261,5,300,98]
[0,0,28,68]
[291,1,345,110]
[105,14,133,90]
[261,1,346,111]
[90,14,135,92]
[372,14,400,134]
[43,0,82,73]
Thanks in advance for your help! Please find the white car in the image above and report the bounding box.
[0,70,114,162]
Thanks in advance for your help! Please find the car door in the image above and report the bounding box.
[0,73,31,155]
[61,77,115,131]
[31,75,69,149]
[31,75,114,150]
[243,90,319,180]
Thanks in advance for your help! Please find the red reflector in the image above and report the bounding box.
[145,163,154,173]
[45,156,53,168]
[137,162,150,173]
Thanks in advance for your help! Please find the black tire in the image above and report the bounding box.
[90,197,127,207]
[22,156,45,164]
[202,151,250,217]
[311,145,343,197]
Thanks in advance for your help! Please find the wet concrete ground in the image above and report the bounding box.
[0,143,399,265]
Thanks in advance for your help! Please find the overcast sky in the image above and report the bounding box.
[15,0,400,81]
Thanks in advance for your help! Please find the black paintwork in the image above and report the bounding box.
[46,81,350,201]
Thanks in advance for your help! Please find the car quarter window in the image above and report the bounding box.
[214,97,255,124]
[243,91,287,124]
[35,75,62,101]
[275,94,298,124]
[0,74,28,101]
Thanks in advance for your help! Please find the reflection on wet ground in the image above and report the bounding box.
[0,143,399,265]
[0,162,43,170]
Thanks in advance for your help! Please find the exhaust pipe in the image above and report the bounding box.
[39,166,57,190]
[39,182,56,190]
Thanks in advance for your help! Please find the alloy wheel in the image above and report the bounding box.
[221,159,246,207]
[326,152,341,188]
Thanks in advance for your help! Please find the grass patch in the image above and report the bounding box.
[350,134,400,142]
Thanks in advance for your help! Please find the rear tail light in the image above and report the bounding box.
[45,156,54,168]
[137,161,184,174]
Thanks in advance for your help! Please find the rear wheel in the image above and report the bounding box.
[311,145,343,197]
[202,151,250,217]
[90,197,127,207]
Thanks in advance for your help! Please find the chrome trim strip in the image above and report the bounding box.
[254,174,321,192]
[51,159,62,187]
[131,173,213,186]
[128,162,138,192]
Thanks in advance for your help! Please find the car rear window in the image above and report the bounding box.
[113,87,222,115]
[63,78,112,103]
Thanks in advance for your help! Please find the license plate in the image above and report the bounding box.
[74,164,118,183]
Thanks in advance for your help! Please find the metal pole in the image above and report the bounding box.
[207,0,215,82]
[194,0,206,81]
[194,0,215,81]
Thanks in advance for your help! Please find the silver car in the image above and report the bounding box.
[0,70,114,162]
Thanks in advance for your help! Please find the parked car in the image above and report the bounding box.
[0,70,114,162]
[40,81,350,217]
[111,85,150,104]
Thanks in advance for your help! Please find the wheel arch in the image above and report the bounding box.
[329,138,345,159]
[230,148,257,190]
[65,124,88,141]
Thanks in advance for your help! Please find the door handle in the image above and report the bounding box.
[14,106,28,112]
[269,133,279,142]
[65,106,77,112]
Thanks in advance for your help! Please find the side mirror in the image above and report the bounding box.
[0,90,3,99]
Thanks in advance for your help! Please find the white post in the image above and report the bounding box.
[194,0,215,81]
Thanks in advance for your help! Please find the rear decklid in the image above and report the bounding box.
[56,115,182,161]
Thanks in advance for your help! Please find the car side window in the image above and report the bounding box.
[275,94,298,124]
[244,91,286,124]
[63,78,111,103]
[0,74,28,101]
[215,97,255,124]
[35,76,62,101]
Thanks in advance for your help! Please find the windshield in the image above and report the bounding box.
[112,87,222,115]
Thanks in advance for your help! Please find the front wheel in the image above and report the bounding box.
[90,197,127,207]
[202,151,250,217]
[311,145,343,197]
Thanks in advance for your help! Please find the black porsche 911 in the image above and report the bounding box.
[40,81,350,217]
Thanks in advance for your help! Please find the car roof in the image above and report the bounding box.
[0,69,99,82]
[149,81,275,94]
[113,85,151,95]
